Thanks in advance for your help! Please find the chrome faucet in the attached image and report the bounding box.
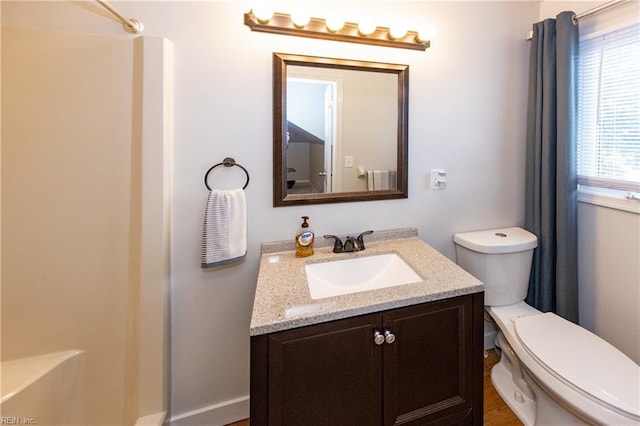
[324,230,374,253]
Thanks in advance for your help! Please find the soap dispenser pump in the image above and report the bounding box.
[295,216,315,258]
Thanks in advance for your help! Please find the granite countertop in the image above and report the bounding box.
[250,228,483,336]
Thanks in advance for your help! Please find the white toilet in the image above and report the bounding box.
[453,227,640,426]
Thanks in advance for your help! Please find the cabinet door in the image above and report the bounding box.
[267,313,383,426]
[382,296,474,425]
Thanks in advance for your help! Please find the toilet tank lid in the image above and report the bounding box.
[453,227,538,254]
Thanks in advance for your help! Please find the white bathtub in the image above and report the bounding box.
[1,350,87,425]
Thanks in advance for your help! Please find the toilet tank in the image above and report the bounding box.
[453,227,538,306]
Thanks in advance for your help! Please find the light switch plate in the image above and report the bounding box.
[430,169,447,189]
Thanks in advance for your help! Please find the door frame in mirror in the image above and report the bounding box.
[273,53,409,207]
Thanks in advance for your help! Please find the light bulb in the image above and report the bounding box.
[291,9,310,28]
[326,13,345,32]
[389,22,408,40]
[358,18,376,36]
[417,25,436,42]
[252,4,274,23]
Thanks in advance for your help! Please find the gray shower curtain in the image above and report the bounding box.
[524,11,579,323]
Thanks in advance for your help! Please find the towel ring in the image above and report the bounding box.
[204,157,250,190]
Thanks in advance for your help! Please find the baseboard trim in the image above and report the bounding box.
[135,411,166,426]
[169,396,249,426]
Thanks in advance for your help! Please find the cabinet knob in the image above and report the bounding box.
[373,330,385,345]
[384,330,396,344]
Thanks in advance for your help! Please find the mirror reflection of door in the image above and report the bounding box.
[286,75,339,194]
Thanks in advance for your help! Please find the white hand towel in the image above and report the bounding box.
[389,170,397,189]
[373,170,390,190]
[201,189,247,268]
[367,169,396,190]
[366,170,375,191]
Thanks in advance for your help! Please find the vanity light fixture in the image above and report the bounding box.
[357,17,376,36]
[252,4,274,24]
[417,25,436,44]
[243,9,430,51]
[291,9,311,28]
[389,22,408,40]
[325,13,345,32]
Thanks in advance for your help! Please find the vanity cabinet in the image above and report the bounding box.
[250,292,484,425]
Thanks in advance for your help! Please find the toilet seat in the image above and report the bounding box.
[514,312,640,419]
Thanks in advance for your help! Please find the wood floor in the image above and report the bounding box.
[226,349,521,425]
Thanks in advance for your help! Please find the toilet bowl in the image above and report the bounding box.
[453,227,640,426]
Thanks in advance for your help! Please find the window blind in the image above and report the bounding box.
[577,21,640,192]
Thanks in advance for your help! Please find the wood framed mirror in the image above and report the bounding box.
[273,53,409,206]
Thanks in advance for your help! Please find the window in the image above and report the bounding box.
[577,14,640,199]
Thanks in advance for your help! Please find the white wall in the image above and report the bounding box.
[578,202,640,363]
[340,69,397,192]
[160,2,537,423]
[2,1,539,424]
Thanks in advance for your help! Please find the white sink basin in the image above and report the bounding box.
[305,253,422,300]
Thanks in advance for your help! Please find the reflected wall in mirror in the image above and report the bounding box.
[274,53,409,206]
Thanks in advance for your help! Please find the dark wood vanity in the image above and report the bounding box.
[251,293,484,425]
[249,231,485,425]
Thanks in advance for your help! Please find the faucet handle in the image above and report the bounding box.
[343,236,360,253]
[356,230,374,250]
[323,235,343,253]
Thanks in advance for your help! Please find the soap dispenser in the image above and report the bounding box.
[295,216,315,258]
